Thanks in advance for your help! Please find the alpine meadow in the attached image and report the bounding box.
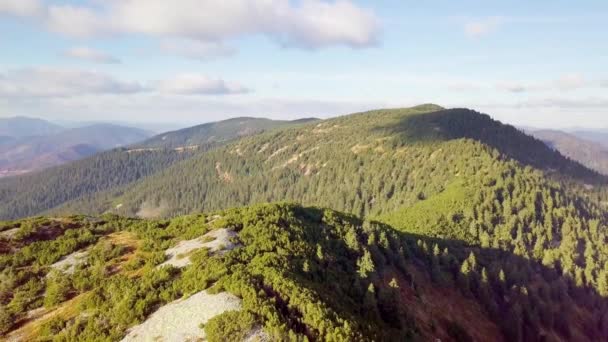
[1,1,608,341]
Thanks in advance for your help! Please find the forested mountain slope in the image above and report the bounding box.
[531,129,608,176]
[58,105,603,220]
[137,117,317,149]
[0,149,193,220]
[44,106,608,322]
[0,117,310,220]
[2,203,607,341]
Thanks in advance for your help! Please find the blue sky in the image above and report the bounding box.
[0,0,607,128]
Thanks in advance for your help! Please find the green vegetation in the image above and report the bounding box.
[2,203,608,341]
[0,149,192,220]
[0,117,313,220]
[50,106,604,221]
[2,105,608,340]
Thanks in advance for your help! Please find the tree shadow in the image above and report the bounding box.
[278,206,608,341]
[373,108,605,184]
[392,228,608,341]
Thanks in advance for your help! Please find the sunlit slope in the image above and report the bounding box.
[0,117,313,220]
[66,105,603,219]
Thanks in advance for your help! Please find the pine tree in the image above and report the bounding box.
[357,249,376,279]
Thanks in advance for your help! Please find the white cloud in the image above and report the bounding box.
[554,73,587,90]
[275,0,381,48]
[0,0,41,16]
[0,66,251,98]
[0,68,144,98]
[40,0,380,49]
[156,74,250,95]
[64,47,121,64]
[160,39,236,61]
[46,5,107,37]
[464,17,503,38]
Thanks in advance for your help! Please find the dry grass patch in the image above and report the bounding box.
[7,293,88,342]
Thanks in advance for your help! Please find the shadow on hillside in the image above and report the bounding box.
[394,230,608,341]
[374,108,605,184]
[279,206,608,341]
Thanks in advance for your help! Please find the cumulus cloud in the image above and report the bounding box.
[63,47,121,64]
[0,0,41,16]
[34,0,380,49]
[0,68,144,98]
[464,17,503,38]
[160,39,237,61]
[156,74,250,95]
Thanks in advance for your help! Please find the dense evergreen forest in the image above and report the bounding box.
[1,203,607,341]
[53,105,605,219]
[0,149,193,220]
[0,117,311,220]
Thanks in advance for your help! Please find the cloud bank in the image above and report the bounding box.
[0,68,248,98]
[0,68,143,98]
[5,0,381,50]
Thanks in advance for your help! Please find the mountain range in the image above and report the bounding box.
[0,117,64,139]
[2,105,608,341]
[530,129,608,176]
[0,117,153,177]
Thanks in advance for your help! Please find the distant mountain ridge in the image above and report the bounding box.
[530,129,608,176]
[0,116,64,138]
[569,129,608,149]
[138,117,318,149]
[0,123,152,177]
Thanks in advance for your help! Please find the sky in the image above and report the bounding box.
[0,0,607,128]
